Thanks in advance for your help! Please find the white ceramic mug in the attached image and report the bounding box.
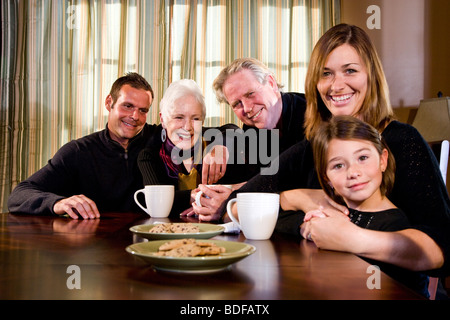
[134,185,174,218]
[226,193,279,240]
[195,184,232,207]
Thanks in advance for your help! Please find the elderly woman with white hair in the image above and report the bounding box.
[138,79,245,217]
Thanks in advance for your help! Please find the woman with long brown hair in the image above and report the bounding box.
[218,24,450,285]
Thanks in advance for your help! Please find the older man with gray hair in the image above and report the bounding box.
[191,58,308,220]
[213,57,307,150]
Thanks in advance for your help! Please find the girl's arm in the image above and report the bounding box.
[306,212,444,271]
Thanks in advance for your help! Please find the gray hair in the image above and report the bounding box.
[160,79,206,123]
[212,57,284,104]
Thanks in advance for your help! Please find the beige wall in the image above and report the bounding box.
[341,0,450,190]
[340,0,450,108]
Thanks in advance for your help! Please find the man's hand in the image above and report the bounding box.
[190,184,233,221]
[53,195,100,219]
[202,145,229,184]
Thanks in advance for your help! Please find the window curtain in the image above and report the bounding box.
[0,0,340,212]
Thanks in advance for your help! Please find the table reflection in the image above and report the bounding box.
[0,212,424,300]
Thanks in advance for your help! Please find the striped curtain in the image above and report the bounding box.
[0,0,339,212]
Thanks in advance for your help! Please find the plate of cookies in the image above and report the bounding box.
[129,223,225,240]
[126,238,256,273]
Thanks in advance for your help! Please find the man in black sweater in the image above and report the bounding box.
[8,73,157,219]
[190,58,308,219]
[212,57,307,154]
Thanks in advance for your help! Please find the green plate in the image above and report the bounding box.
[126,240,256,273]
[130,223,225,240]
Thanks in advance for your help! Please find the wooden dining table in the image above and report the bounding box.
[0,211,424,305]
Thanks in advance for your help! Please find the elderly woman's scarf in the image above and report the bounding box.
[159,137,205,190]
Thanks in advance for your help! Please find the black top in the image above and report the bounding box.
[238,92,307,179]
[348,208,410,231]
[8,123,159,215]
[347,207,430,298]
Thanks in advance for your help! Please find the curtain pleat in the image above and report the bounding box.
[0,0,339,212]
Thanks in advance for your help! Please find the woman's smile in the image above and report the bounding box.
[317,44,368,117]
[329,93,354,105]
[161,94,203,150]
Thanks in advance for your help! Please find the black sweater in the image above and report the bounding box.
[8,124,159,215]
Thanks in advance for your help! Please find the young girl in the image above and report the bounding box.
[305,115,430,298]
[306,115,400,229]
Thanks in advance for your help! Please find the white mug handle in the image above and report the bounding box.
[134,189,148,214]
[195,190,204,207]
[226,198,241,229]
